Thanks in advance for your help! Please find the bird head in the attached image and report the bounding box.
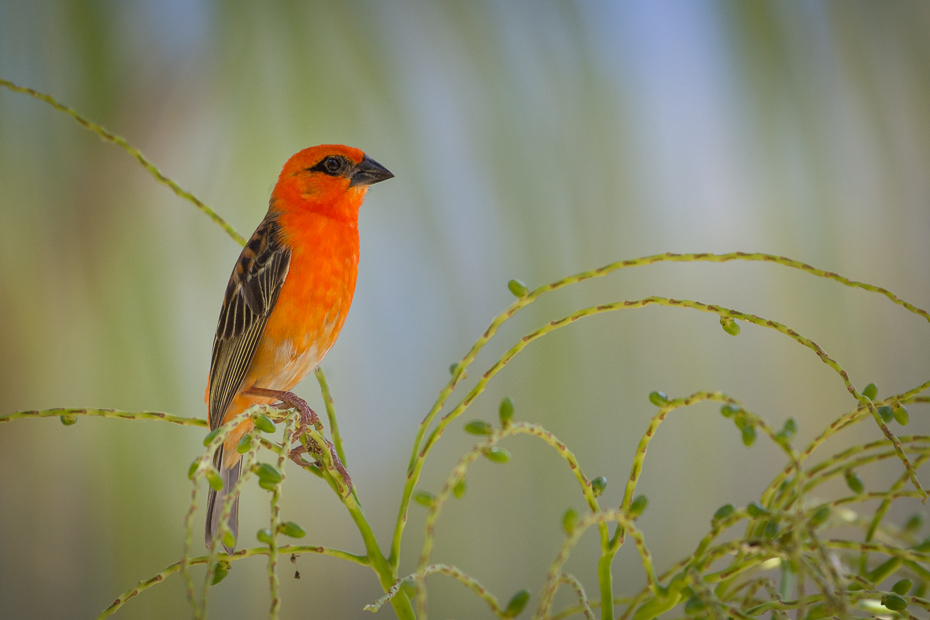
[271,145,393,221]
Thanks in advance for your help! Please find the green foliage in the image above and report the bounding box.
[3,79,929,620]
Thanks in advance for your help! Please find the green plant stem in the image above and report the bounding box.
[314,367,348,467]
[0,407,207,426]
[97,544,368,619]
[0,77,246,246]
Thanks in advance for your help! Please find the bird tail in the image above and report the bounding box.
[205,445,242,555]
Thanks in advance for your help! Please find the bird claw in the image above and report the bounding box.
[244,386,322,431]
[287,437,353,497]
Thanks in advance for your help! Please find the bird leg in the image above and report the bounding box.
[244,386,351,493]
[287,436,353,496]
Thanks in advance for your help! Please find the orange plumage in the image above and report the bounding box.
[205,145,392,552]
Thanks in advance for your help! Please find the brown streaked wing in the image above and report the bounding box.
[208,213,291,430]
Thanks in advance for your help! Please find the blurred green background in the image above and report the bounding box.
[1,1,928,618]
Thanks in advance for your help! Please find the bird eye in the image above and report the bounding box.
[324,157,343,174]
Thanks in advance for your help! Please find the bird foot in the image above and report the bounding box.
[288,441,353,496]
[244,387,322,432]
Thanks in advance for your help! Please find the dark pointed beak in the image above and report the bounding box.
[350,154,394,187]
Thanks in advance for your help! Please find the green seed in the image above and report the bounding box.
[453,479,467,499]
[256,528,273,545]
[205,468,224,492]
[783,417,798,435]
[746,501,767,518]
[464,420,493,435]
[256,463,283,483]
[903,512,923,532]
[399,577,419,598]
[222,530,236,550]
[684,596,705,615]
[862,383,878,400]
[203,428,221,447]
[211,561,230,585]
[809,505,831,527]
[720,316,740,336]
[719,404,739,419]
[893,404,909,426]
[741,425,757,447]
[236,434,252,454]
[629,494,648,518]
[507,279,529,298]
[713,504,735,521]
[591,476,607,498]
[188,460,200,480]
[499,397,515,428]
[562,508,578,535]
[485,446,511,463]
[279,521,306,538]
[449,362,458,375]
[413,491,436,507]
[844,470,864,494]
[877,406,893,423]
[649,391,669,406]
[60,414,77,426]
[251,412,276,433]
[892,579,912,595]
[504,589,530,617]
[882,594,907,612]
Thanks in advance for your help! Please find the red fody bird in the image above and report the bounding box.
[205,145,393,552]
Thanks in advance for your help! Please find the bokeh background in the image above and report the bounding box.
[1,1,929,618]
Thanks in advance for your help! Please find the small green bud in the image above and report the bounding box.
[188,460,200,480]
[783,417,798,435]
[562,508,578,535]
[774,430,792,445]
[720,403,740,418]
[893,404,910,426]
[913,536,930,552]
[205,467,224,492]
[881,594,907,612]
[892,579,913,595]
[649,391,669,406]
[256,528,274,545]
[413,491,436,507]
[504,589,531,617]
[844,470,864,495]
[279,521,306,538]
[862,383,878,400]
[211,561,230,585]
[222,530,236,550]
[713,504,735,521]
[60,414,77,426]
[877,406,893,423]
[720,316,740,336]
[741,424,757,447]
[256,463,283,490]
[507,279,529,298]
[236,434,252,454]
[684,596,705,615]
[903,512,923,533]
[591,476,607,498]
[763,520,780,539]
[449,362,458,375]
[453,479,467,499]
[746,501,767,518]
[630,495,649,519]
[203,428,221,447]
[629,494,648,519]
[809,505,831,527]
[499,397,515,428]
[251,412,276,434]
[485,446,510,463]
[464,420,493,435]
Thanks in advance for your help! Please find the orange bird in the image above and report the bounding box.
[205,145,393,552]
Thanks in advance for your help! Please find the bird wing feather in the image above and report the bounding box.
[208,212,291,430]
